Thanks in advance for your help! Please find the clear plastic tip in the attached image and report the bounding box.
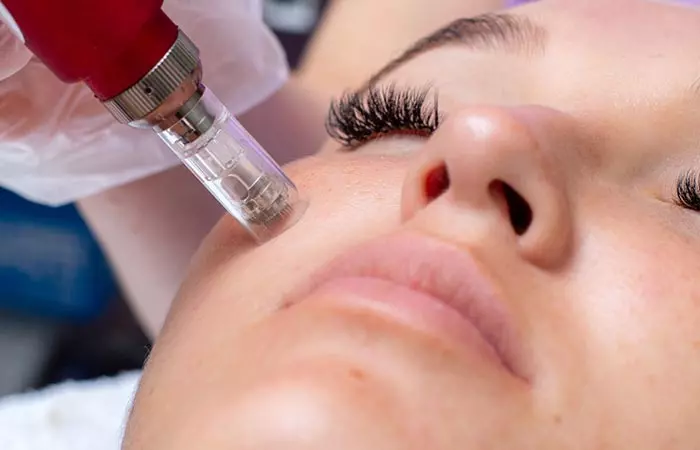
[156,87,304,242]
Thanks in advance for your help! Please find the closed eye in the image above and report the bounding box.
[676,170,700,211]
[325,84,441,149]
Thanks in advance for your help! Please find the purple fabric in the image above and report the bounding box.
[506,0,700,6]
[505,0,537,6]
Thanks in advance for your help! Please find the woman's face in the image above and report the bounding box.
[124,1,700,448]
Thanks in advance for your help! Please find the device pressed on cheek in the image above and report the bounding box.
[0,0,304,242]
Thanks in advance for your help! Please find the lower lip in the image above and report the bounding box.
[307,276,504,367]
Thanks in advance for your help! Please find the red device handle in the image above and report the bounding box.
[0,0,178,100]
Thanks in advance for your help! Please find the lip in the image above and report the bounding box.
[287,233,528,382]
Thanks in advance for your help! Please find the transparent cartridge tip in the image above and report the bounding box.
[99,30,302,242]
[156,87,304,242]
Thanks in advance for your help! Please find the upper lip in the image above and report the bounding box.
[287,232,529,382]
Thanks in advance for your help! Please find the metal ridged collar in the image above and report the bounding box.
[102,30,200,124]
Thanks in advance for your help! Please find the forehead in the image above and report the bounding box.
[532,0,700,52]
[379,0,700,112]
[524,0,700,110]
[371,0,700,173]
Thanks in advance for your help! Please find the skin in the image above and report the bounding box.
[76,0,503,337]
[123,0,700,448]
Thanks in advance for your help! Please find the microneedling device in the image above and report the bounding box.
[0,0,303,241]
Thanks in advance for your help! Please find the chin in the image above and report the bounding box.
[203,359,409,449]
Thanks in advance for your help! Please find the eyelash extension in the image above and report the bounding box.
[676,170,700,211]
[326,84,441,148]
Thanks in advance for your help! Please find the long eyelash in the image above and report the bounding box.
[326,84,440,148]
[676,170,700,211]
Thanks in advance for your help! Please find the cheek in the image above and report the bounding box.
[580,218,700,339]
[290,154,405,218]
[568,202,700,390]
[161,153,409,350]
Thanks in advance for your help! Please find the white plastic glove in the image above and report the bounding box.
[0,0,289,206]
[0,20,30,80]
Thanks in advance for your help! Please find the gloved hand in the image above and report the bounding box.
[0,0,289,206]
[0,20,30,80]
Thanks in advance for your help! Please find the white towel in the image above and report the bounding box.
[0,371,141,450]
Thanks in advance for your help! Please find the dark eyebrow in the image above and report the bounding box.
[366,13,548,87]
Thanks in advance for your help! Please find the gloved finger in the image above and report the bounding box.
[0,21,31,80]
[0,58,108,141]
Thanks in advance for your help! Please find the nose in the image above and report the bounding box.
[401,106,575,268]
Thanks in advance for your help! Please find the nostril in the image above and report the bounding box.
[424,164,450,201]
[503,183,532,235]
[490,181,532,236]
